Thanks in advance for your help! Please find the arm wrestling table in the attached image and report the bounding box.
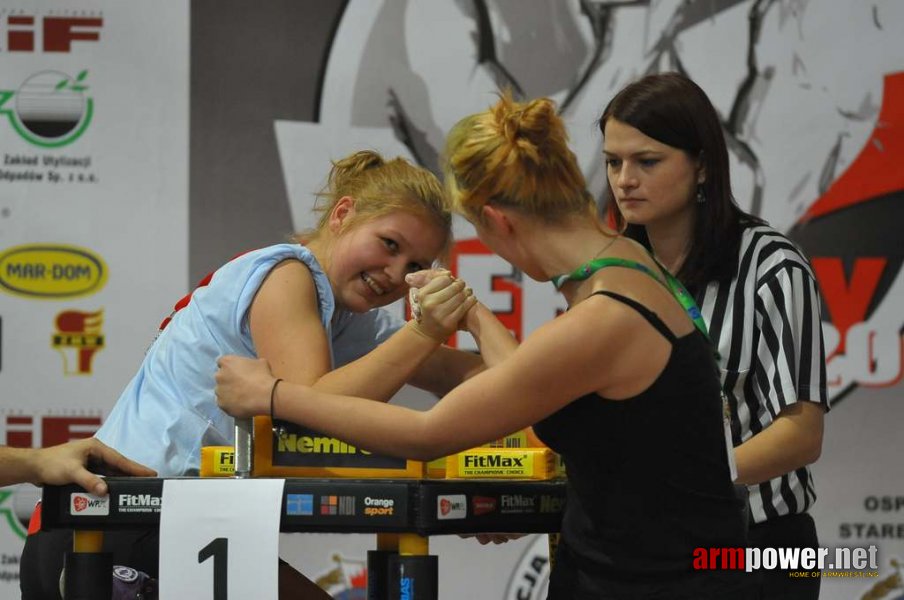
[41,476,566,599]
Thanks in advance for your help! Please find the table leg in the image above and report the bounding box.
[368,533,400,600]
[388,534,437,600]
[64,530,112,600]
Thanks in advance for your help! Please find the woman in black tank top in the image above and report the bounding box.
[214,94,755,599]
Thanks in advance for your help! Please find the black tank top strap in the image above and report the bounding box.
[590,290,677,343]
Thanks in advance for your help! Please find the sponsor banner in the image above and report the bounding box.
[320,495,357,517]
[70,492,108,516]
[285,494,314,517]
[437,494,467,520]
[116,493,161,515]
[272,423,407,470]
[280,483,409,528]
[0,0,190,404]
[0,1,189,589]
[0,243,107,299]
[1,411,102,448]
[471,496,497,517]
[51,308,104,375]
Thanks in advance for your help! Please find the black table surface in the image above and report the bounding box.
[41,477,566,536]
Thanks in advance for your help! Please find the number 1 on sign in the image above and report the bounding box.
[199,537,228,600]
[160,479,283,599]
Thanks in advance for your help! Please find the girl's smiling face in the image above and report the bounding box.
[327,199,446,312]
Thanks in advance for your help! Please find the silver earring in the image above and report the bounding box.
[696,185,706,204]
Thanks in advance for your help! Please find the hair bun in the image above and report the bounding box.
[443,92,589,221]
[329,150,385,189]
[494,95,557,164]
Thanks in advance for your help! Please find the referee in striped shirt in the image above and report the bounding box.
[600,72,828,599]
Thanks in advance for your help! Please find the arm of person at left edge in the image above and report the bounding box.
[0,439,156,495]
[216,298,634,461]
[731,264,829,485]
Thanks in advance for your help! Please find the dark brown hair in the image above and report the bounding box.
[599,72,762,292]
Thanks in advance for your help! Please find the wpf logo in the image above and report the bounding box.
[69,492,108,516]
[0,70,93,147]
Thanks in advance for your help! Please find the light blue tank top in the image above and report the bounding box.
[95,244,402,476]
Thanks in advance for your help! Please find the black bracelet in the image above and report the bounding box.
[269,378,284,429]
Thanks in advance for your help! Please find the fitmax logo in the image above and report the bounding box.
[464,454,525,468]
[119,494,161,508]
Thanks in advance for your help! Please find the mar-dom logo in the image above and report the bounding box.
[0,70,93,147]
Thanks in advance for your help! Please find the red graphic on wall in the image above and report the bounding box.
[448,238,524,346]
[801,73,904,224]
[3,15,102,52]
[792,71,904,397]
[4,414,101,447]
[51,309,105,374]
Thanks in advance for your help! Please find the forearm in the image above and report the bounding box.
[275,384,441,460]
[0,447,38,487]
[311,322,442,401]
[465,303,519,368]
[408,347,486,396]
[733,401,825,485]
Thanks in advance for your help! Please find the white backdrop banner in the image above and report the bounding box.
[0,1,189,596]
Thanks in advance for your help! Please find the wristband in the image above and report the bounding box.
[270,378,285,437]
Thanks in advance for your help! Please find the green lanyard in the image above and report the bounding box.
[551,256,711,341]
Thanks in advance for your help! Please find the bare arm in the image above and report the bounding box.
[0,440,156,494]
[407,270,520,369]
[461,302,520,367]
[406,284,520,395]
[732,401,825,485]
[249,261,473,402]
[407,346,487,396]
[217,298,660,460]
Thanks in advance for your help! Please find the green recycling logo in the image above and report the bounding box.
[0,490,27,540]
[0,70,93,148]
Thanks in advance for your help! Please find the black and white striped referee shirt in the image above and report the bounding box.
[694,224,829,524]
